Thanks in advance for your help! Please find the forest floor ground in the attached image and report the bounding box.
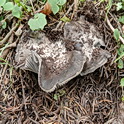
[0,0,124,124]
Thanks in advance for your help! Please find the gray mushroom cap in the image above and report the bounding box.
[15,30,87,92]
[38,51,86,92]
[15,19,110,92]
[64,20,111,76]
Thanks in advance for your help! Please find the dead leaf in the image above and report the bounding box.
[40,2,52,15]
[3,78,9,85]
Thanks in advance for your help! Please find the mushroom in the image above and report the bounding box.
[15,19,110,92]
[64,20,111,76]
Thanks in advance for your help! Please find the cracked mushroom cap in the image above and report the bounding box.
[15,19,110,92]
[15,31,86,92]
[64,19,111,76]
[38,51,86,92]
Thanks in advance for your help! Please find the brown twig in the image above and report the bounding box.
[71,0,78,19]
[1,51,13,80]
[106,16,124,44]
[0,36,19,60]
[0,24,19,47]
[29,0,35,13]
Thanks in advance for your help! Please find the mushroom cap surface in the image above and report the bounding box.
[15,19,110,92]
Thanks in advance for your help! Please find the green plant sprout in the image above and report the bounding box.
[53,89,66,100]
[114,29,120,41]
[60,16,71,22]
[28,0,67,30]
[115,44,124,68]
[0,0,22,18]
[119,16,124,24]
[112,0,124,101]
[28,13,47,30]
[116,0,124,11]
[120,78,124,101]
[0,0,67,30]
[48,0,66,14]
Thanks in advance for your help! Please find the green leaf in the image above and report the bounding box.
[116,2,123,11]
[53,89,66,100]
[114,29,120,41]
[48,0,66,14]
[53,94,59,100]
[0,57,5,61]
[118,59,123,69]
[58,89,66,96]
[60,16,71,22]
[51,4,59,14]
[14,0,20,4]
[12,5,22,18]
[2,21,7,29]
[42,0,47,3]
[3,2,14,11]
[26,5,31,12]
[28,13,47,30]
[118,44,124,55]
[48,0,59,14]
[48,0,58,5]
[0,0,6,7]
[122,96,124,101]
[0,62,8,65]
[120,78,124,86]
[118,45,123,56]
[58,0,66,5]
[119,16,124,24]
[0,16,4,21]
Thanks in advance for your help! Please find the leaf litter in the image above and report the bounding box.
[0,1,123,124]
